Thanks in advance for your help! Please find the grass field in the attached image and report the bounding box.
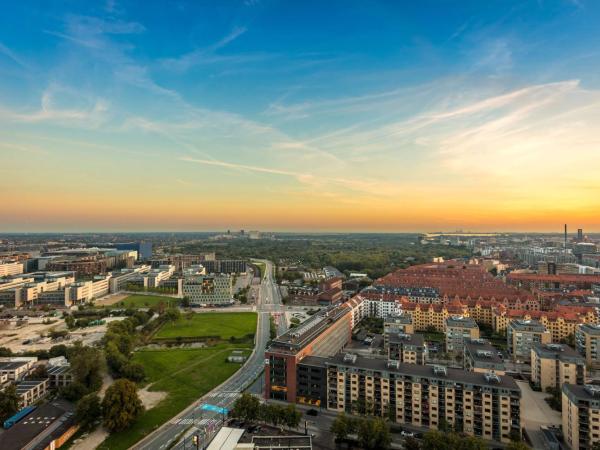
[98,344,252,450]
[154,312,257,340]
[113,294,180,309]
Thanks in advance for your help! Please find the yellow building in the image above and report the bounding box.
[562,384,600,450]
[327,353,521,443]
[531,343,586,392]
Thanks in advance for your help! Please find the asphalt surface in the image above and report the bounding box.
[132,260,284,450]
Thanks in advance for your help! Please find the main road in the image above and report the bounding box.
[132,260,285,450]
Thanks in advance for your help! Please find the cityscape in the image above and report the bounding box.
[2,1,600,450]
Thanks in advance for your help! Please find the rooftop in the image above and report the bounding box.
[578,323,600,335]
[532,343,585,362]
[388,332,425,347]
[508,319,547,332]
[327,353,519,391]
[1,400,74,450]
[446,316,478,328]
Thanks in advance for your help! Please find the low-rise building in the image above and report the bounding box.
[531,343,586,392]
[507,320,551,362]
[0,260,24,277]
[15,378,49,407]
[445,316,479,354]
[47,365,73,388]
[562,384,600,450]
[0,359,34,381]
[464,339,505,375]
[576,323,600,369]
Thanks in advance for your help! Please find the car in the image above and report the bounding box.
[306,409,319,416]
[401,430,415,437]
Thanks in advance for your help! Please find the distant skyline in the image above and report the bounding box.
[2,1,600,232]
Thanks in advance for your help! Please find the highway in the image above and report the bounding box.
[132,260,284,450]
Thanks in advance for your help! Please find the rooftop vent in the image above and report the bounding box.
[476,350,493,358]
[432,365,447,376]
[471,338,487,345]
[585,384,600,397]
[387,360,400,369]
[546,343,563,351]
[484,371,501,383]
[343,353,357,364]
[397,333,411,341]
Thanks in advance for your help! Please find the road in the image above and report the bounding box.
[133,260,285,450]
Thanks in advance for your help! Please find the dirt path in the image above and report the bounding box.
[138,387,168,409]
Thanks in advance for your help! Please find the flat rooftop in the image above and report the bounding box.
[1,400,74,450]
[268,304,349,352]
[446,316,478,328]
[464,340,504,365]
[533,343,585,362]
[509,320,546,332]
[326,353,520,391]
[388,333,425,347]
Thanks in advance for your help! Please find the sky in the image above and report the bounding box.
[1,0,600,233]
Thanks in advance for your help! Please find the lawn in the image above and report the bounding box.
[115,294,180,309]
[98,344,252,450]
[154,312,257,340]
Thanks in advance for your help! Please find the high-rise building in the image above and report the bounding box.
[531,343,585,392]
[576,324,600,369]
[507,320,551,362]
[578,229,584,242]
[562,384,600,450]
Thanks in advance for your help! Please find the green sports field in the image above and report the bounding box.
[154,312,257,340]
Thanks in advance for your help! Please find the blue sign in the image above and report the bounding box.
[200,404,229,415]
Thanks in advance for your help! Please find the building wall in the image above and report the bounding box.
[0,261,24,277]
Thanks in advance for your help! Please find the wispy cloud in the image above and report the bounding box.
[0,42,29,69]
[161,26,251,72]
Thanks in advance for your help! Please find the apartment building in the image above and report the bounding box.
[507,320,552,362]
[387,333,427,364]
[326,353,521,443]
[383,314,415,350]
[531,343,585,392]
[577,323,600,369]
[464,339,506,375]
[401,302,468,332]
[0,360,33,381]
[562,384,600,450]
[446,316,480,354]
[182,274,233,306]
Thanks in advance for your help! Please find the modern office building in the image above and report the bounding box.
[531,343,585,392]
[265,304,353,403]
[446,316,480,354]
[576,323,600,369]
[182,274,233,305]
[387,333,427,364]
[114,242,153,260]
[507,320,552,362]
[464,339,506,375]
[562,384,600,450]
[0,260,24,277]
[201,259,247,274]
[326,353,521,443]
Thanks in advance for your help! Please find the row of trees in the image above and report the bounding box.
[230,393,302,430]
[330,412,391,450]
[76,378,144,432]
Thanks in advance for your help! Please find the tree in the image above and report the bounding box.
[357,418,391,450]
[422,431,486,450]
[60,382,89,402]
[76,393,102,430]
[120,362,146,382]
[0,384,20,422]
[284,404,301,429]
[330,412,357,442]
[69,344,105,393]
[49,344,69,358]
[507,441,530,450]
[65,315,75,329]
[231,393,261,422]
[261,404,286,427]
[102,379,144,432]
[0,346,13,357]
[405,436,421,450]
[30,365,48,378]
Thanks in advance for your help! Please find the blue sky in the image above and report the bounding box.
[1,1,600,231]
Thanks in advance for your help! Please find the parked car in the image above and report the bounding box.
[306,409,319,416]
[401,430,415,437]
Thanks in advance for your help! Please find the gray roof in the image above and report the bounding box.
[0,360,30,371]
[509,319,547,332]
[532,343,585,363]
[326,353,520,392]
[578,323,600,336]
[446,316,478,328]
[388,333,425,347]
[464,339,504,365]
